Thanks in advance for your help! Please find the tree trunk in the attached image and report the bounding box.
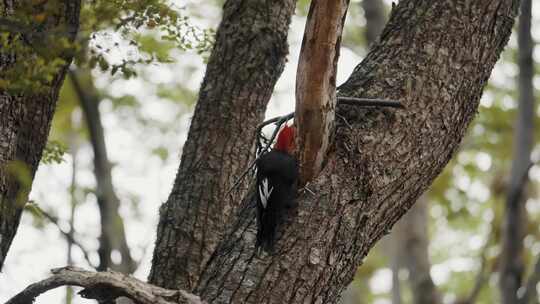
[0,0,81,271]
[70,69,136,274]
[148,0,296,290]
[360,2,405,303]
[148,0,519,303]
[499,0,534,302]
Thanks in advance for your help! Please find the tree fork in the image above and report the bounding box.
[195,1,520,303]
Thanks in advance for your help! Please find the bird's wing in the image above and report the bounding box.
[258,178,273,209]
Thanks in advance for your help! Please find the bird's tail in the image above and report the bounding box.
[256,206,278,253]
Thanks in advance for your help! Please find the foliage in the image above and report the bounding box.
[23,201,47,229]
[4,160,32,207]
[78,0,215,75]
[41,140,68,164]
[0,0,215,92]
[0,12,76,93]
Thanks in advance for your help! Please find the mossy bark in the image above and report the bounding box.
[0,0,81,270]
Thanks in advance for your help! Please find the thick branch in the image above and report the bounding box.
[295,0,350,184]
[149,0,296,290]
[5,266,204,304]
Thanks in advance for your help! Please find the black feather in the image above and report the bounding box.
[255,150,298,252]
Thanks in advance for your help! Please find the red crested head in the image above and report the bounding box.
[275,124,295,154]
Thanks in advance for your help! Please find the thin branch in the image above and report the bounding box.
[6,266,205,304]
[463,238,490,304]
[338,96,404,108]
[256,97,402,153]
[227,113,294,196]
[66,131,79,304]
[226,97,403,195]
[256,112,295,156]
[39,209,97,269]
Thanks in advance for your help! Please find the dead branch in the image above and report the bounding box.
[338,96,404,108]
[5,266,205,304]
[226,97,402,195]
[295,0,350,184]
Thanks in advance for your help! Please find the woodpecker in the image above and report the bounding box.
[255,124,298,252]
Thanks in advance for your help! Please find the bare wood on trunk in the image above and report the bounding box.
[295,0,350,184]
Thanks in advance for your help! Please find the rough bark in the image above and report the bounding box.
[295,0,349,184]
[0,0,81,271]
[192,1,518,303]
[499,0,533,302]
[148,0,296,290]
[360,2,403,303]
[70,69,136,274]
